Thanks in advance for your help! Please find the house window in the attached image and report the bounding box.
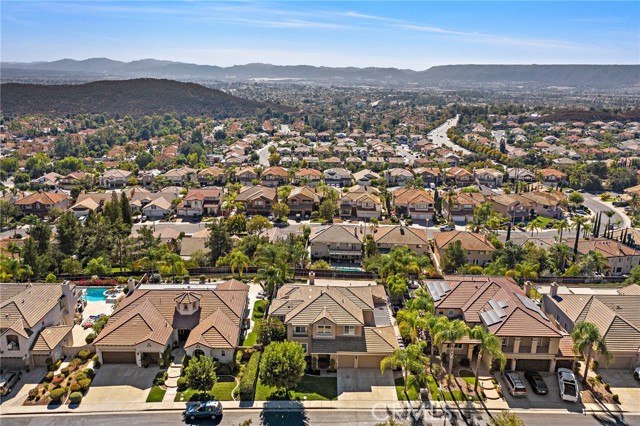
[317,325,332,336]
[501,337,508,347]
[193,349,205,358]
[6,335,20,351]
[294,326,307,336]
[300,343,308,353]
[454,343,463,349]
[344,326,356,335]
[221,350,226,357]
[448,310,454,317]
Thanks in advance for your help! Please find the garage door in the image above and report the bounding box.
[515,359,551,372]
[101,351,137,364]
[32,354,51,367]
[606,356,635,369]
[338,355,355,368]
[1,357,25,369]
[358,355,385,369]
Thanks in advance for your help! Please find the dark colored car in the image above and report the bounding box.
[524,371,548,395]
[182,400,223,420]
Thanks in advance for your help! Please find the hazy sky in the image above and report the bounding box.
[1,1,638,69]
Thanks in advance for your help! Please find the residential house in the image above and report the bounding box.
[287,186,320,217]
[260,166,290,187]
[372,226,430,256]
[446,167,474,187]
[442,192,485,223]
[93,280,248,366]
[392,188,435,222]
[269,283,397,369]
[576,239,640,276]
[542,284,640,369]
[142,197,174,219]
[339,192,382,220]
[0,282,78,369]
[294,168,322,186]
[538,169,567,185]
[164,166,198,185]
[198,167,226,186]
[323,168,352,187]
[235,167,258,185]
[488,194,531,222]
[425,276,572,372]
[352,169,380,187]
[384,168,414,186]
[176,188,224,217]
[234,185,277,216]
[58,172,91,190]
[507,168,536,183]
[15,192,69,217]
[432,231,495,268]
[413,167,442,187]
[517,191,565,219]
[100,169,133,188]
[474,168,504,188]
[309,225,364,263]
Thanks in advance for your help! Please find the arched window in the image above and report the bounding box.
[193,349,205,358]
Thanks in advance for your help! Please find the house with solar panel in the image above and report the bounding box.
[425,276,574,372]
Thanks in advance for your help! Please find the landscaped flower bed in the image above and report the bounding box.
[24,350,95,406]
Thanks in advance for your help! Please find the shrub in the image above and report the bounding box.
[47,359,62,371]
[176,377,187,390]
[591,360,599,371]
[28,387,39,400]
[595,374,602,383]
[70,383,82,393]
[69,392,83,404]
[75,372,87,382]
[217,362,232,376]
[52,375,65,386]
[613,394,620,403]
[83,368,95,379]
[78,379,92,392]
[459,357,471,368]
[61,367,70,377]
[604,383,611,392]
[587,377,597,387]
[153,371,167,386]
[49,388,66,401]
[85,333,96,344]
[239,351,260,401]
[78,349,91,360]
[69,358,83,370]
[45,372,55,381]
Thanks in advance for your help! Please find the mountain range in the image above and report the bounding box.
[2,58,639,88]
[1,79,285,117]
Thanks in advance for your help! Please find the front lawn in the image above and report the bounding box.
[252,300,268,321]
[395,375,420,401]
[146,386,166,402]
[531,216,556,229]
[242,319,260,346]
[255,376,337,401]
[174,376,237,402]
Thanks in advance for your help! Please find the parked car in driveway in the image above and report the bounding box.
[524,371,548,395]
[183,400,223,420]
[502,371,528,397]
[0,370,22,396]
[439,224,455,232]
[557,368,579,402]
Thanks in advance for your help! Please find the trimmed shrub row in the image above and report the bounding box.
[239,351,261,401]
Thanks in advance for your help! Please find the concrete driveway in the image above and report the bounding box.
[599,369,640,409]
[83,365,160,404]
[0,367,46,407]
[499,371,584,412]
[337,368,397,401]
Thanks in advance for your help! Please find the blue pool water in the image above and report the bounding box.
[85,287,108,302]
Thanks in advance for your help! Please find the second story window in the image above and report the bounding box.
[6,335,20,351]
[344,326,355,335]
[317,325,332,336]
[294,326,307,336]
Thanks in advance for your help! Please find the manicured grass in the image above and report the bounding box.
[255,376,338,401]
[395,375,420,401]
[252,300,268,321]
[425,375,482,401]
[174,377,237,402]
[242,319,260,346]
[532,216,555,228]
[110,267,131,272]
[146,386,166,402]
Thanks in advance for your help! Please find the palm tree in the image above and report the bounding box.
[469,326,506,392]
[549,243,573,273]
[425,315,449,372]
[405,287,434,313]
[228,249,250,278]
[434,319,469,386]
[571,321,612,385]
[572,216,589,261]
[526,220,540,237]
[603,210,615,238]
[256,265,286,299]
[554,219,572,243]
[396,309,427,343]
[380,342,429,396]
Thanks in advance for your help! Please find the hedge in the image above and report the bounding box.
[239,351,261,401]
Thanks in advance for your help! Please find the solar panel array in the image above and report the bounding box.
[426,281,451,301]
[481,298,509,326]
[516,293,549,321]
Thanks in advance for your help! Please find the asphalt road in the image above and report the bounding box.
[257,142,274,167]
[428,115,471,156]
[2,409,637,426]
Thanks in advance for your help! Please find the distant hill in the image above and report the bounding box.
[0,79,286,117]
[2,58,639,88]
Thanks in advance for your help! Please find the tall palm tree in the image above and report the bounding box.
[469,326,506,392]
[572,216,589,261]
[549,243,573,273]
[526,220,540,237]
[434,319,469,386]
[228,249,250,278]
[380,342,429,395]
[571,321,612,385]
[554,219,572,243]
[396,309,427,343]
[425,315,449,372]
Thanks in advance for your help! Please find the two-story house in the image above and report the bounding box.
[234,185,277,216]
[235,167,258,185]
[198,167,226,186]
[384,168,414,186]
[309,225,364,263]
[293,168,322,186]
[100,169,133,188]
[352,169,380,187]
[15,192,69,217]
[538,169,567,185]
[473,168,504,188]
[269,282,397,369]
[392,188,435,222]
[287,186,320,217]
[412,167,442,187]
[371,225,430,256]
[432,231,496,269]
[176,188,224,217]
[576,238,640,275]
[516,191,565,219]
[442,192,485,223]
[142,197,174,219]
[260,166,290,187]
[339,192,382,220]
[488,194,531,222]
[323,168,353,187]
[164,166,198,185]
[446,167,474,187]
[425,276,573,372]
[0,282,78,369]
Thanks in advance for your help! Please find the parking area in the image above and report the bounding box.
[83,364,160,404]
[498,371,584,411]
[337,368,397,401]
[0,368,46,407]
[598,369,640,408]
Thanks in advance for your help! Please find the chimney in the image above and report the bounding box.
[550,282,558,298]
[308,271,315,286]
[524,281,531,297]
[127,277,137,295]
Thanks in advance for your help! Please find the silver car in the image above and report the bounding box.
[0,371,22,396]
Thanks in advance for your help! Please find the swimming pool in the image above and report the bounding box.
[85,287,108,302]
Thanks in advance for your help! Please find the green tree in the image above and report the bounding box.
[319,199,336,223]
[85,256,110,276]
[120,193,132,226]
[571,321,612,385]
[310,260,331,270]
[61,258,83,275]
[256,317,286,346]
[225,249,250,278]
[56,212,81,256]
[205,220,232,265]
[380,342,429,395]
[572,216,589,261]
[45,273,57,283]
[259,341,306,394]
[441,240,467,274]
[625,265,640,284]
[271,202,290,222]
[386,274,408,302]
[434,319,469,386]
[247,215,272,235]
[490,411,525,426]
[469,326,506,392]
[226,213,247,235]
[184,355,218,394]
[554,219,572,242]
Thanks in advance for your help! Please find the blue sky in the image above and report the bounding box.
[1,1,638,69]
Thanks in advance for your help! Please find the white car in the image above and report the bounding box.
[557,368,579,402]
[634,366,640,381]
